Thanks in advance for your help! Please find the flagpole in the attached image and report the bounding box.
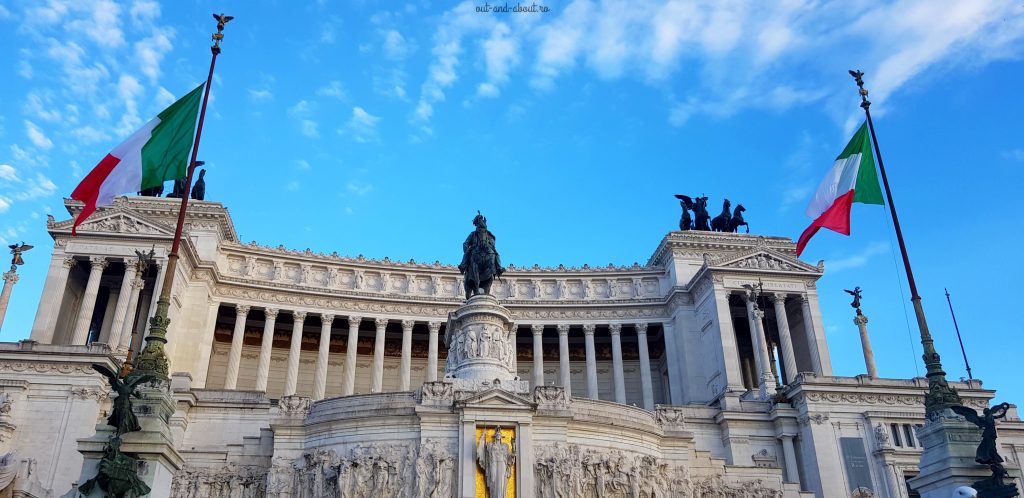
[132,14,232,380]
[848,70,961,415]
[944,288,973,381]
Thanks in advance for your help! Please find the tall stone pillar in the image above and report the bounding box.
[145,259,166,326]
[557,324,571,393]
[661,321,685,404]
[116,277,146,354]
[313,314,335,400]
[0,270,19,332]
[225,305,251,390]
[284,311,306,396]
[636,322,654,410]
[743,296,764,378]
[255,307,278,392]
[752,309,776,394]
[371,317,388,393]
[800,295,824,375]
[105,262,138,351]
[33,256,76,343]
[583,324,598,399]
[400,319,414,390]
[855,313,878,378]
[780,435,800,483]
[426,321,441,382]
[770,294,798,384]
[71,257,109,345]
[343,316,362,395]
[531,324,544,388]
[609,323,626,404]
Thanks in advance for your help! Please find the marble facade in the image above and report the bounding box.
[0,195,1021,497]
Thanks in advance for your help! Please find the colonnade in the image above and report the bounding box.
[218,304,663,409]
[737,290,821,394]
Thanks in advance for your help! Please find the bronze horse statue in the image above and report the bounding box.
[458,212,505,299]
[711,199,732,232]
[728,204,749,233]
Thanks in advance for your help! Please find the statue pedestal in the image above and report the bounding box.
[909,409,1020,498]
[76,383,183,498]
[444,294,528,394]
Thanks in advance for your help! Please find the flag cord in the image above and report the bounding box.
[881,207,921,377]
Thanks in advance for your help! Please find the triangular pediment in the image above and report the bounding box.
[456,388,535,408]
[50,206,173,236]
[714,249,821,274]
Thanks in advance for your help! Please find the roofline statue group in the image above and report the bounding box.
[676,195,749,233]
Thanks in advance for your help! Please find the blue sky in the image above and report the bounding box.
[1,1,1022,404]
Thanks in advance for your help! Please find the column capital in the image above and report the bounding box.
[854,314,869,326]
[88,256,109,270]
[401,319,415,331]
[582,323,596,335]
[635,322,649,335]
[293,310,307,321]
[770,293,789,304]
[800,294,811,305]
[130,278,145,290]
[265,307,280,319]
[374,317,389,329]
[753,309,765,320]
[348,315,363,328]
[556,324,569,336]
[2,272,18,284]
[62,257,77,269]
[609,323,622,335]
[744,290,758,303]
[531,324,544,336]
[427,321,442,333]
[322,313,336,324]
[235,304,251,316]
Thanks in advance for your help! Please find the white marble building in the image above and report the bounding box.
[0,195,1021,498]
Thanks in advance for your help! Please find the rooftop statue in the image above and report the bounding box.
[728,204,749,233]
[675,195,710,231]
[951,402,1019,497]
[190,168,207,200]
[844,287,863,315]
[711,199,732,232]
[7,242,33,269]
[458,212,504,300]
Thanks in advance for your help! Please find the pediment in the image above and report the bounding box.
[51,207,173,237]
[714,249,821,274]
[456,388,535,408]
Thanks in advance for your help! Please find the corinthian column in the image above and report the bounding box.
[284,311,306,396]
[609,323,626,404]
[800,295,824,375]
[225,305,251,389]
[71,257,109,345]
[855,313,878,378]
[770,294,798,384]
[343,316,362,395]
[531,324,544,388]
[33,257,76,343]
[0,270,19,333]
[583,324,598,399]
[371,317,388,393]
[255,308,278,392]
[426,321,441,382]
[557,324,571,393]
[752,308,776,394]
[106,262,139,351]
[636,323,654,410]
[400,319,414,390]
[313,314,335,400]
[116,277,146,354]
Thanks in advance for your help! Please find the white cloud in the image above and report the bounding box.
[25,120,53,150]
[66,0,125,48]
[478,23,519,97]
[24,92,62,122]
[316,81,348,101]
[295,159,311,171]
[344,107,381,143]
[826,242,890,273]
[0,197,10,214]
[382,29,413,60]
[71,126,111,144]
[288,100,314,117]
[0,164,18,182]
[346,180,374,196]
[373,69,408,101]
[14,173,58,200]
[129,0,160,26]
[154,86,175,108]
[1002,149,1024,162]
[300,119,320,138]
[134,28,174,83]
[248,89,274,102]
[286,181,300,191]
[115,74,144,135]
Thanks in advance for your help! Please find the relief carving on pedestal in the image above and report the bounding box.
[170,464,268,498]
[265,442,455,498]
[534,385,570,410]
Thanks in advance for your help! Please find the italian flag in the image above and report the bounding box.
[71,83,204,235]
[796,122,884,256]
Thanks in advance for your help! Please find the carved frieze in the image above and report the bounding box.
[278,395,311,418]
[170,463,268,498]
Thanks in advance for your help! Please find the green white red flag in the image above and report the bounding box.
[71,84,204,235]
[796,122,884,255]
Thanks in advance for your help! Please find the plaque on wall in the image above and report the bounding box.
[840,437,874,493]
